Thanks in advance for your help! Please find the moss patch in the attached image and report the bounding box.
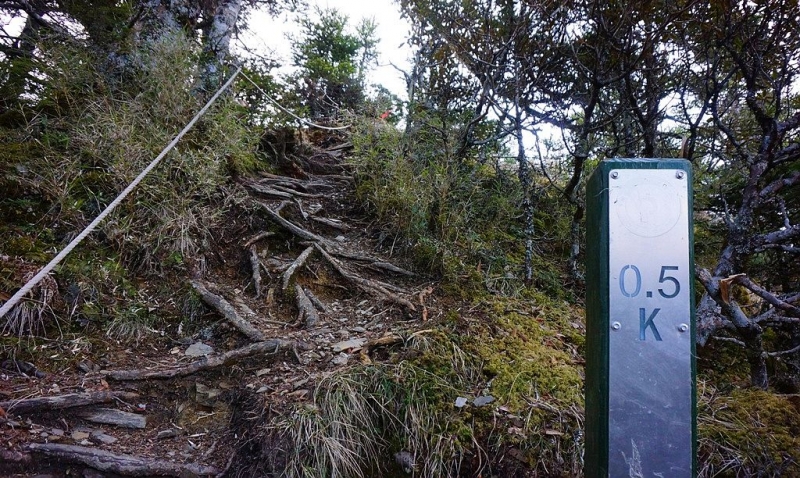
[699,386,800,476]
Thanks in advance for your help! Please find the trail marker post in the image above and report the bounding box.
[585,159,696,477]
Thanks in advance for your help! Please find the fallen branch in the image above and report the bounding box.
[23,443,219,477]
[314,244,416,311]
[106,339,298,380]
[0,391,139,415]
[249,245,262,298]
[259,202,329,244]
[295,285,321,328]
[282,246,315,291]
[190,280,266,342]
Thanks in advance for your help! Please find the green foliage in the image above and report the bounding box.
[288,7,378,118]
[350,116,571,295]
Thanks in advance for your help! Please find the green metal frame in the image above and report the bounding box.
[585,158,696,477]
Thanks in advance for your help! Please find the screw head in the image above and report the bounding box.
[678,323,689,332]
[676,171,685,179]
[610,171,619,179]
[611,321,621,330]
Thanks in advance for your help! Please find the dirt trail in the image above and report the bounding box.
[0,135,438,477]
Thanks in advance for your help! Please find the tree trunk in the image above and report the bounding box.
[202,0,243,89]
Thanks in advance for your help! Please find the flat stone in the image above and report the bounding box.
[80,409,146,429]
[50,428,65,437]
[185,342,214,357]
[454,397,468,408]
[157,429,179,440]
[331,353,349,366]
[71,430,90,441]
[90,430,118,445]
[332,338,366,352]
[351,326,366,333]
[473,395,495,407]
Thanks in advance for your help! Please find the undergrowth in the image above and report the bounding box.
[235,298,586,477]
[0,32,260,340]
[348,117,573,297]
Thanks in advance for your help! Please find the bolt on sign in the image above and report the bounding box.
[585,159,696,478]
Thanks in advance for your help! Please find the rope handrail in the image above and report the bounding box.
[0,67,243,319]
[238,70,351,131]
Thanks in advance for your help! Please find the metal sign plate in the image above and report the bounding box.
[608,169,693,477]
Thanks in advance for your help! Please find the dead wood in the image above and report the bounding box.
[190,280,266,342]
[248,245,262,298]
[245,181,294,199]
[0,391,139,415]
[313,244,416,311]
[304,288,329,313]
[259,202,330,244]
[243,231,274,248]
[79,408,146,429]
[282,246,315,291]
[329,250,414,276]
[295,284,320,328]
[271,184,324,198]
[23,443,220,477]
[106,339,299,380]
[326,142,353,152]
[367,333,404,350]
[258,173,333,192]
[310,216,349,231]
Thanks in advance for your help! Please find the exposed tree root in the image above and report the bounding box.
[295,284,321,328]
[22,443,220,477]
[259,202,330,244]
[270,184,324,198]
[313,243,416,311]
[304,288,329,313]
[242,231,275,248]
[0,391,139,415]
[310,216,349,231]
[105,339,301,380]
[258,173,334,192]
[282,246,315,291]
[244,181,294,199]
[329,250,414,276]
[248,245,262,298]
[190,280,266,342]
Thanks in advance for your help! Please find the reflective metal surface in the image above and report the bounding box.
[608,169,693,477]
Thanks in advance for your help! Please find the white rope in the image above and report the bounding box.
[0,67,242,319]
[238,70,351,131]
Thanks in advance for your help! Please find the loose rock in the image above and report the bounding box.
[185,342,214,357]
[331,353,349,366]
